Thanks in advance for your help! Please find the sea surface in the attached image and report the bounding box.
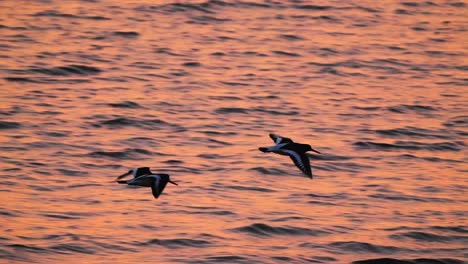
[0,0,467,263]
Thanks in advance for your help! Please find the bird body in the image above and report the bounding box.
[115,167,177,199]
[259,134,320,178]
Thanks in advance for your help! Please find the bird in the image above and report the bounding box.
[259,133,320,178]
[115,167,178,199]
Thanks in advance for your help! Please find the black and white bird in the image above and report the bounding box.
[115,167,178,199]
[259,133,320,178]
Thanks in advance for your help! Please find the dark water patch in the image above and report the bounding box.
[197,130,238,136]
[154,47,182,56]
[37,131,69,137]
[41,214,82,220]
[443,116,467,128]
[220,81,249,86]
[49,243,95,254]
[249,167,288,176]
[226,185,275,193]
[4,77,42,83]
[29,185,53,192]
[92,116,180,130]
[7,244,48,253]
[202,255,252,264]
[319,162,374,172]
[387,104,437,114]
[0,121,21,129]
[271,216,312,222]
[280,34,304,41]
[108,101,142,108]
[208,95,242,101]
[254,107,299,116]
[216,104,298,116]
[191,137,232,146]
[198,153,223,159]
[369,193,452,203]
[57,169,88,177]
[352,258,465,264]
[247,95,279,100]
[329,241,406,254]
[113,31,139,38]
[33,10,110,20]
[182,61,202,67]
[232,223,329,237]
[10,64,102,76]
[272,50,301,57]
[431,226,468,233]
[189,16,230,24]
[88,148,153,160]
[353,106,382,111]
[215,107,248,114]
[68,183,102,189]
[294,4,333,10]
[135,238,211,249]
[271,256,293,262]
[91,241,135,252]
[0,210,17,217]
[368,127,450,139]
[137,2,220,14]
[398,154,462,163]
[390,231,468,243]
[164,159,183,164]
[353,141,463,152]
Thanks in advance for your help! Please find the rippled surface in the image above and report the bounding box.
[0,0,467,263]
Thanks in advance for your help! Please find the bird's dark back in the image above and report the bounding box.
[135,167,151,177]
[285,143,311,153]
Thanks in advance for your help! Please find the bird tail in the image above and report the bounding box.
[116,180,128,184]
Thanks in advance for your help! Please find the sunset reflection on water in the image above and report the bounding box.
[0,0,466,263]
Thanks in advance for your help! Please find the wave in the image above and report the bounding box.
[0,121,21,129]
[225,184,275,193]
[353,141,463,151]
[389,231,468,243]
[33,10,110,20]
[352,258,465,264]
[443,115,468,128]
[8,64,101,76]
[134,238,212,248]
[90,116,184,131]
[329,241,406,254]
[108,101,142,108]
[369,193,452,203]
[249,167,288,175]
[232,223,329,237]
[361,127,451,139]
[88,148,153,160]
[113,31,139,38]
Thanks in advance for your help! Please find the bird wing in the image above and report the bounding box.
[150,176,162,199]
[283,150,312,178]
[115,171,131,181]
[269,133,293,144]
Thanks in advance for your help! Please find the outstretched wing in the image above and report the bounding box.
[115,170,132,181]
[284,150,312,178]
[269,133,293,144]
[150,176,168,199]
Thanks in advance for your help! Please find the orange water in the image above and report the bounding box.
[0,1,467,263]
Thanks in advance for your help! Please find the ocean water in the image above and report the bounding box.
[0,0,467,263]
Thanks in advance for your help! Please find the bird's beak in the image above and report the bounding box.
[115,171,131,181]
[311,148,321,154]
[169,180,178,186]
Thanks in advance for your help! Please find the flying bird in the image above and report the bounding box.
[259,134,320,178]
[115,167,178,199]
